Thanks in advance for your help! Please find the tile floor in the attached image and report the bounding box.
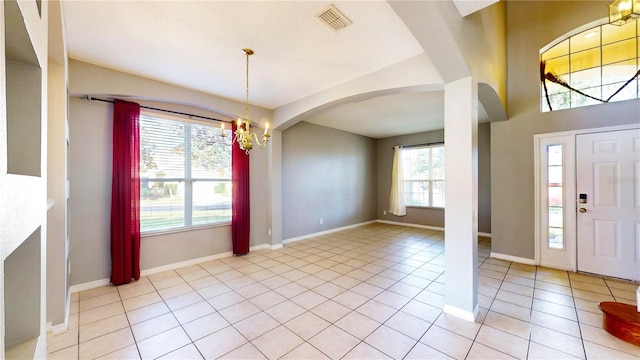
[47,223,640,359]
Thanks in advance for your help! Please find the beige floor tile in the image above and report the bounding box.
[264,300,306,323]
[504,273,535,287]
[312,281,346,298]
[576,308,602,327]
[495,288,533,308]
[79,291,121,312]
[420,325,473,360]
[218,300,261,324]
[196,282,233,299]
[475,325,529,359]
[466,342,515,359]
[373,290,411,309]
[285,311,331,340]
[384,311,431,340]
[179,269,210,283]
[290,290,328,310]
[334,310,381,340]
[401,299,442,323]
[118,282,156,301]
[568,272,606,285]
[532,298,577,321]
[274,282,307,298]
[365,324,416,359]
[490,299,531,322]
[234,312,280,340]
[308,325,360,359]
[158,283,193,300]
[583,340,640,359]
[152,275,187,290]
[131,313,179,341]
[79,313,129,343]
[226,275,257,290]
[405,341,454,359]
[223,343,267,359]
[528,341,581,359]
[333,290,369,310]
[530,310,581,338]
[79,285,118,300]
[249,290,288,310]
[281,342,329,360]
[605,278,639,291]
[182,312,230,341]
[79,328,135,359]
[415,290,446,308]
[79,302,125,326]
[356,299,397,323]
[580,323,640,357]
[48,344,78,360]
[165,291,203,311]
[148,270,179,282]
[214,269,245,282]
[235,281,271,299]
[126,301,170,325]
[122,291,163,312]
[252,325,305,360]
[283,269,311,281]
[433,312,481,340]
[343,342,392,359]
[48,326,79,353]
[535,280,573,296]
[530,325,586,359]
[172,300,215,324]
[207,290,246,310]
[194,326,248,359]
[310,299,351,323]
[188,275,221,290]
[570,280,611,295]
[349,282,385,298]
[387,282,422,297]
[96,344,140,360]
[483,311,531,339]
[157,344,204,360]
[137,327,192,359]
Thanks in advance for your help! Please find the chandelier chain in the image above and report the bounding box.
[245,51,250,120]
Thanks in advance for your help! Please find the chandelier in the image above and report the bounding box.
[609,0,639,25]
[221,48,270,154]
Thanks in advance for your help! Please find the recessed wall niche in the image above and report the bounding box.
[4,228,42,357]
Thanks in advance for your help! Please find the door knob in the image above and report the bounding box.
[579,208,587,213]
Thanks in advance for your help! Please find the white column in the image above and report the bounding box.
[444,76,479,322]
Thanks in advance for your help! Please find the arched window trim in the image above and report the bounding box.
[540,17,639,112]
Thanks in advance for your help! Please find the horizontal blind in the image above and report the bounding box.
[139,114,232,232]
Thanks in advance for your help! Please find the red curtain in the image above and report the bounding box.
[232,121,251,255]
[110,99,141,285]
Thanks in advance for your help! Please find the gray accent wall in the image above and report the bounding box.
[282,122,377,240]
[377,123,491,234]
[492,1,640,259]
[67,62,271,286]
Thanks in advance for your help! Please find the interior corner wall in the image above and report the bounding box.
[67,62,271,286]
[282,122,377,240]
[492,1,640,259]
[376,123,491,233]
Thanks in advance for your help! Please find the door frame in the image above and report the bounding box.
[534,124,639,271]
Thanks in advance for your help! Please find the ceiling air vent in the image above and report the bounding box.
[317,4,352,31]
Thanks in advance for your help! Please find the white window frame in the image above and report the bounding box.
[139,111,232,235]
[402,144,445,208]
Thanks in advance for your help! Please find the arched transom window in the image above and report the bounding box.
[540,18,639,112]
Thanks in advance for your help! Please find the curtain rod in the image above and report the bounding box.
[86,96,232,123]
[392,141,444,149]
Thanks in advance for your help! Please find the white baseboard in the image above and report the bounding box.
[283,220,377,244]
[377,220,493,238]
[490,252,536,265]
[443,303,479,322]
[69,278,111,294]
[377,220,444,231]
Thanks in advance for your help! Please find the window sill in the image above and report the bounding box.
[406,205,444,210]
[141,221,231,238]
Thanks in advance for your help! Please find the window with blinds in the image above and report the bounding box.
[139,113,232,233]
[402,145,445,208]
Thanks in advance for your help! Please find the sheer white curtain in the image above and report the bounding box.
[389,146,406,216]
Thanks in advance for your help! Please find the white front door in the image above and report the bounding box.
[576,129,640,281]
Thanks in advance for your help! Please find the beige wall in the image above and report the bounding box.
[491,1,640,259]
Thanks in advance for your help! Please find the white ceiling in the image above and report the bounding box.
[62,1,489,138]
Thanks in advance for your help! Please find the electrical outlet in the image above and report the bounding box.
[320,218,323,225]
[383,210,387,215]
[268,228,272,236]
